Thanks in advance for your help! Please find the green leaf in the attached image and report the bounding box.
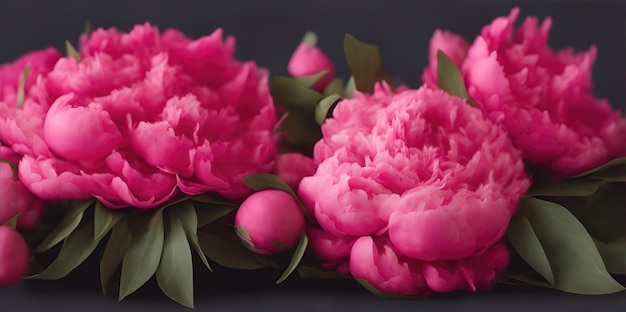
[301,30,318,47]
[3,212,20,228]
[323,77,345,96]
[506,197,624,294]
[526,179,606,197]
[593,237,625,275]
[276,232,308,284]
[84,20,92,38]
[176,201,212,271]
[271,76,323,110]
[65,40,81,62]
[100,217,131,296]
[36,199,95,253]
[93,201,126,241]
[315,94,343,125]
[119,209,165,301]
[295,71,328,88]
[16,65,30,108]
[572,157,626,179]
[343,76,356,98]
[26,218,100,280]
[273,110,322,153]
[578,183,625,242]
[507,211,555,285]
[198,231,273,270]
[343,34,389,94]
[156,212,194,308]
[243,173,315,223]
[437,50,476,107]
[192,201,236,228]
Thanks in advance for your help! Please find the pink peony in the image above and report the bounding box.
[298,83,529,295]
[287,34,335,92]
[273,153,317,190]
[0,146,44,229]
[0,24,278,208]
[234,190,305,254]
[0,225,30,287]
[423,7,626,178]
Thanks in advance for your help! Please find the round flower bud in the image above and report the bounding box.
[234,190,305,254]
[0,225,30,287]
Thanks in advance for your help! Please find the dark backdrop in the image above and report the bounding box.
[0,1,624,311]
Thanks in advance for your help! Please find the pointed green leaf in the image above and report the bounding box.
[572,157,626,179]
[4,212,20,228]
[505,271,555,289]
[100,217,131,296]
[344,34,389,94]
[84,20,92,38]
[198,231,273,270]
[437,50,476,107]
[26,218,100,280]
[315,94,343,125]
[507,197,624,294]
[526,179,606,197]
[507,211,555,285]
[17,65,30,108]
[323,77,345,96]
[273,110,322,152]
[94,201,126,241]
[193,202,236,228]
[301,31,318,47]
[579,183,625,242]
[175,201,211,271]
[276,232,308,284]
[156,213,194,308]
[190,193,229,205]
[295,71,328,88]
[65,40,81,62]
[593,237,625,275]
[36,199,95,253]
[343,76,356,98]
[119,209,165,301]
[271,76,323,110]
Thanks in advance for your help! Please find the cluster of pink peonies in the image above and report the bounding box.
[0,23,278,209]
[423,7,626,178]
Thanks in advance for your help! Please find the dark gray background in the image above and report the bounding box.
[0,0,624,311]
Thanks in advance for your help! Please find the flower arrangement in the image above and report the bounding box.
[0,6,623,308]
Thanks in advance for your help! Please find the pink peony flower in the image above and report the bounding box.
[234,190,305,254]
[0,24,278,208]
[0,225,30,287]
[287,34,335,92]
[0,146,44,229]
[423,7,626,178]
[298,83,529,295]
[273,153,317,190]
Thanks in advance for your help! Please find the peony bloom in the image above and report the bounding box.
[423,7,626,178]
[234,190,305,254]
[0,225,30,287]
[0,146,44,229]
[287,33,335,92]
[0,24,278,208]
[298,83,529,295]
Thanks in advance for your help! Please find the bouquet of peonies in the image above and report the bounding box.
[0,6,623,307]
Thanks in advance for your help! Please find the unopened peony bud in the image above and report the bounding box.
[0,225,30,287]
[287,32,335,93]
[234,190,304,254]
